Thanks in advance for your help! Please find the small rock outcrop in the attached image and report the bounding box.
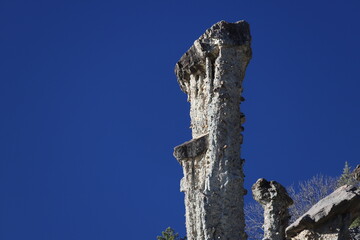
[252,178,293,240]
[173,20,252,240]
[286,185,360,240]
[353,165,360,181]
[350,227,360,240]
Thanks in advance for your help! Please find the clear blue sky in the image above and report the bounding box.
[1,0,360,239]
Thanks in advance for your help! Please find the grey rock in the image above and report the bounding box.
[173,134,208,161]
[175,20,251,94]
[286,185,360,239]
[252,178,293,240]
[174,20,251,240]
[350,227,360,240]
[353,165,360,181]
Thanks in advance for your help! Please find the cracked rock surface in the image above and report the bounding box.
[252,178,293,240]
[173,20,251,240]
[286,185,360,240]
[353,165,360,181]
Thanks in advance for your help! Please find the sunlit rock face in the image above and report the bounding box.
[252,178,293,240]
[286,185,360,240]
[173,20,252,240]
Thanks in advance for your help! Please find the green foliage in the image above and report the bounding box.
[350,217,360,228]
[337,161,358,187]
[157,227,186,240]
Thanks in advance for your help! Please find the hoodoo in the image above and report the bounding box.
[173,20,252,240]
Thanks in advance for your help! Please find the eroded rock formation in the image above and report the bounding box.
[350,227,360,240]
[353,165,360,181]
[286,185,360,240]
[252,178,293,240]
[173,20,252,240]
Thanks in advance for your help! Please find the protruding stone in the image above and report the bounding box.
[175,20,251,94]
[286,185,360,240]
[252,178,293,240]
[353,164,360,181]
[173,134,208,161]
[174,20,251,240]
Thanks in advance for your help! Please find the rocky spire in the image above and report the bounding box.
[252,178,293,240]
[173,20,252,240]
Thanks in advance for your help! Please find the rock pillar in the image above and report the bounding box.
[252,178,293,240]
[173,20,252,240]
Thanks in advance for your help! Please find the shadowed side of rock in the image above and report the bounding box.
[252,178,293,240]
[353,165,360,181]
[173,20,252,240]
[286,185,360,240]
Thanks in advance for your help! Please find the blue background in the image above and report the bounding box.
[1,0,360,239]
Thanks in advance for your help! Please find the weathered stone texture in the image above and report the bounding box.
[286,185,360,240]
[252,178,293,240]
[174,20,251,240]
[354,165,360,181]
[350,227,360,240]
[173,134,208,161]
